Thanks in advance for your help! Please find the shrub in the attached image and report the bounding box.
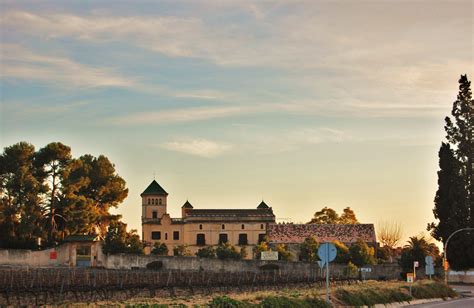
[216,242,241,260]
[349,240,376,266]
[299,236,319,262]
[196,246,216,258]
[333,240,350,264]
[240,245,248,259]
[344,261,358,278]
[253,241,270,259]
[173,244,191,256]
[260,296,330,308]
[146,260,163,270]
[151,242,168,256]
[276,244,293,261]
[208,295,247,307]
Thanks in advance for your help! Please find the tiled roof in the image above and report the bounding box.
[257,200,269,209]
[141,180,168,196]
[187,208,274,217]
[268,223,376,244]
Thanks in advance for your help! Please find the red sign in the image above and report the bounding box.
[50,251,57,260]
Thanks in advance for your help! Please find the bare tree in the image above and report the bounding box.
[377,220,403,262]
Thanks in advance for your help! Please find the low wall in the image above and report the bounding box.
[448,269,474,283]
[0,245,70,267]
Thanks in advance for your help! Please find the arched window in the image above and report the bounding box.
[260,224,264,229]
[199,224,203,230]
[241,224,245,230]
[159,198,162,205]
[147,198,150,205]
[222,224,225,230]
[152,199,155,205]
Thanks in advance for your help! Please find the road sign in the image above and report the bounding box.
[318,243,337,263]
[261,251,278,261]
[425,256,433,266]
[360,267,372,272]
[425,256,434,277]
[407,273,414,283]
[317,243,338,304]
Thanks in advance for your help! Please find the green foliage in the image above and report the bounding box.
[239,245,248,259]
[103,221,144,254]
[216,242,241,260]
[196,246,216,258]
[349,240,376,266]
[0,141,129,249]
[151,242,169,256]
[275,244,293,261]
[208,295,248,308]
[253,240,270,259]
[333,240,350,264]
[344,261,359,278]
[308,206,359,224]
[429,75,474,270]
[399,235,439,276]
[376,245,391,263]
[173,244,191,256]
[299,236,319,262]
[260,296,330,308]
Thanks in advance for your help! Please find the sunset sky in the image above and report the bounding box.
[1,0,473,245]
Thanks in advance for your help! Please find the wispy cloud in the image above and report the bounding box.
[162,138,232,158]
[0,44,134,88]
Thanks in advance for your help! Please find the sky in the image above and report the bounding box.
[1,0,473,246]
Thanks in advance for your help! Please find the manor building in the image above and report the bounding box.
[141,180,275,256]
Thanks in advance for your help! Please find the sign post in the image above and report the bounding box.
[407,273,414,297]
[317,243,337,304]
[413,261,419,280]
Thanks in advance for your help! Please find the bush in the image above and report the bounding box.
[196,246,216,258]
[349,240,376,266]
[276,244,293,261]
[208,295,248,308]
[333,240,350,264]
[145,260,163,270]
[260,296,330,308]
[216,242,241,260]
[253,241,270,260]
[151,242,168,256]
[299,236,319,262]
[344,261,358,278]
[173,244,191,256]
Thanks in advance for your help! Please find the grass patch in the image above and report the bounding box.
[335,281,456,307]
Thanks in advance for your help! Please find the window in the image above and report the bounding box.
[238,234,248,245]
[260,224,264,230]
[152,211,157,219]
[151,231,161,240]
[199,224,203,230]
[258,234,266,243]
[173,231,179,240]
[219,233,228,244]
[159,198,162,205]
[241,224,245,230]
[221,224,225,230]
[196,234,206,245]
[165,233,168,240]
[152,198,155,205]
[147,199,150,205]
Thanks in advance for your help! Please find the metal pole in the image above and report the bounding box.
[443,228,474,285]
[326,246,329,303]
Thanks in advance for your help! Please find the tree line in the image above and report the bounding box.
[0,142,128,249]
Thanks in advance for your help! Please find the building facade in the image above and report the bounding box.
[141,180,276,256]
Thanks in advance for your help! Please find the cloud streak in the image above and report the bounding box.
[162,138,232,158]
[1,44,134,88]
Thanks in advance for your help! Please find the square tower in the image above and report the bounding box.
[141,180,168,220]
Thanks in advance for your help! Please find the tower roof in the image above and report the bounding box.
[257,200,270,209]
[182,200,193,209]
[141,180,168,196]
